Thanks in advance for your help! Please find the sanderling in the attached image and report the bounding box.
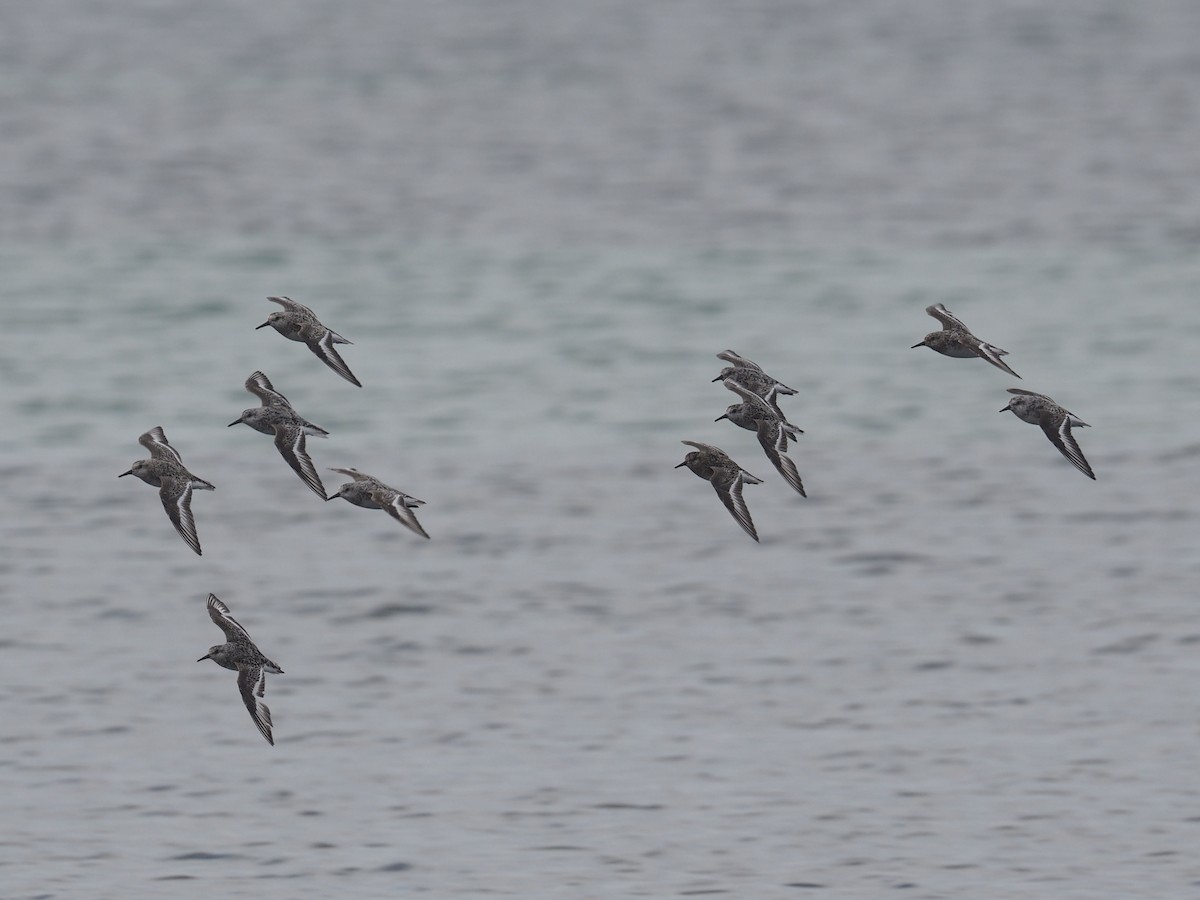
[911,303,1020,378]
[326,467,430,539]
[229,371,329,499]
[198,594,284,746]
[712,350,798,421]
[675,440,764,542]
[256,296,362,387]
[1000,388,1095,480]
[119,426,214,556]
[714,379,806,496]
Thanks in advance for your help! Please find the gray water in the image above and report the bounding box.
[3,2,1200,898]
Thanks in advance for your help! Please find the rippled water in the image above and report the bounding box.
[3,2,1200,898]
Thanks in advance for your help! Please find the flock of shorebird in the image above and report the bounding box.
[677,303,1096,544]
[119,296,430,745]
[118,299,1095,745]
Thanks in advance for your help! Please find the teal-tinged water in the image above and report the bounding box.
[3,1,1200,897]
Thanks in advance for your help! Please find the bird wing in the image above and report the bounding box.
[328,467,373,481]
[716,350,763,372]
[1039,415,1096,480]
[752,417,807,497]
[236,665,274,745]
[139,426,184,465]
[308,330,362,386]
[266,295,311,315]
[973,340,1020,378]
[710,468,759,542]
[273,426,327,498]
[374,488,431,538]
[245,371,292,408]
[207,593,254,643]
[159,476,201,555]
[925,303,970,331]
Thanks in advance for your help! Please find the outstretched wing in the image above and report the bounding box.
[925,303,969,331]
[1039,417,1096,480]
[716,350,763,373]
[139,426,184,465]
[328,466,373,482]
[974,341,1020,378]
[374,488,431,538]
[273,426,327,498]
[236,665,275,745]
[245,371,292,408]
[159,476,201,555]
[710,469,759,542]
[752,417,807,497]
[266,295,313,315]
[207,593,253,643]
[307,331,362,387]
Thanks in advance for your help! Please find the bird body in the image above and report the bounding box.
[912,303,1020,378]
[229,371,329,498]
[716,379,806,496]
[119,427,214,555]
[327,467,430,539]
[675,440,763,542]
[1000,388,1095,479]
[256,296,362,387]
[198,594,283,746]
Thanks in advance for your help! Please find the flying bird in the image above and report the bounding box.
[198,594,284,746]
[712,349,799,424]
[229,370,329,498]
[256,295,362,387]
[326,467,430,539]
[911,303,1020,378]
[1000,388,1095,479]
[675,440,763,542]
[119,426,214,555]
[715,379,806,496]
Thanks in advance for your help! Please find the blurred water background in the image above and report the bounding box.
[2,1,1200,897]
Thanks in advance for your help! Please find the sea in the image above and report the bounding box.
[2,1,1200,897]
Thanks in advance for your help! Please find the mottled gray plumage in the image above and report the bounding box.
[118,426,214,555]
[715,379,806,496]
[911,303,1020,378]
[1000,388,1095,480]
[326,467,430,539]
[198,594,284,746]
[675,440,764,542]
[712,350,798,422]
[256,296,362,387]
[229,371,329,498]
